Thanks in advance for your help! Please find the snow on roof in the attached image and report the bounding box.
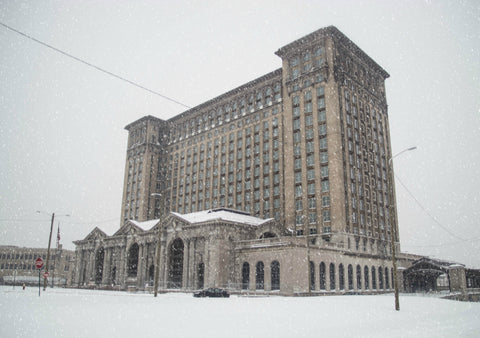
[171,208,272,227]
[129,219,160,231]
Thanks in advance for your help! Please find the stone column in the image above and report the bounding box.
[250,261,256,292]
[448,266,467,293]
[102,247,111,285]
[119,246,126,288]
[204,237,210,287]
[160,238,167,289]
[74,249,83,286]
[264,263,271,291]
[137,244,145,288]
[183,239,191,289]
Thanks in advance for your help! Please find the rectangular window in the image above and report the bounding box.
[319,124,327,136]
[323,210,331,222]
[321,166,328,178]
[295,172,302,184]
[306,154,314,166]
[321,180,329,192]
[307,169,315,181]
[295,185,303,197]
[296,199,303,211]
[318,98,325,109]
[320,151,328,163]
[322,195,330,207]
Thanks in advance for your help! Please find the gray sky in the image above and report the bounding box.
[1,0,479,267]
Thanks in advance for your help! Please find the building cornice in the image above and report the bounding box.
[168,68,283,123]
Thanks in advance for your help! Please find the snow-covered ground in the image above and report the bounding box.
[1,286,479,337]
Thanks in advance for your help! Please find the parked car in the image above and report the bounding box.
[193,288,230,298]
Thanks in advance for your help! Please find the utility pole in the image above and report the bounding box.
[388,146,416,311]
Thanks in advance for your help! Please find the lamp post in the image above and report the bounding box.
[388,146,416,311]
[37,211,69,291]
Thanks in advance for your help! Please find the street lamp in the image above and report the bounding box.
[388,146,416,311]
[37,211,70,291]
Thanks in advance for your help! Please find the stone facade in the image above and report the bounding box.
[73,208,407,295]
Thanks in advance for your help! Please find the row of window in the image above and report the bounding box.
[170,83,282,143]
[1,253,50,260]
[312,262,393,291]
[1,262,69,272]
[241,261,280,291]
[169,115,282,218]
[289,46,325,80]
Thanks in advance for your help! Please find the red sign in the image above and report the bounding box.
[35,258,44,269]
[43,271,50,278]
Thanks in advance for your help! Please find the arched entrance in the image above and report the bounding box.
[127,243,139,277]
[94,247,105,285]
[168,238,184,288]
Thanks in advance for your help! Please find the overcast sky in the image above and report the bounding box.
[1,0,479,268]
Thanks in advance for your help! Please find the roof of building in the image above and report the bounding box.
[129,219,160,231]
[171,208,272,226]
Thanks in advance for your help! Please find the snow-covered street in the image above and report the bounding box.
[1,286,479,337]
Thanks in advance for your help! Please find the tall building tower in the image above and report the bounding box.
[120,116,169,225]
[120,26,398,254]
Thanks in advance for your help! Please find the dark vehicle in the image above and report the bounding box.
[193,288,230,298]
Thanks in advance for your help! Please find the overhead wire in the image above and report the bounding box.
[0,21,191,109]
[395,174,468,242]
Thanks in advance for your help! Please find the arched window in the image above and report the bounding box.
[127,243,139,277]
[372,266,377,290]
[379,267,384,289]
[242,262,250,290]
[348,264,354,290]
[364,266,369,289]
[356,265,362,290]
[385,267,390,289]
[319,262,326,290]
[329,263,336,290]
[271,261,280,290]
[310,261,315,290]
[256,261,264,290]
[339,264,345,290]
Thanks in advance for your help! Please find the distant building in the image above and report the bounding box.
[72,26,478,295]
[0,245,75,287]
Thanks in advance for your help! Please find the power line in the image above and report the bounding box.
[402,236,480,249]
[395,174,467,241]
[0,217,119,224]
[0,21,191,109]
